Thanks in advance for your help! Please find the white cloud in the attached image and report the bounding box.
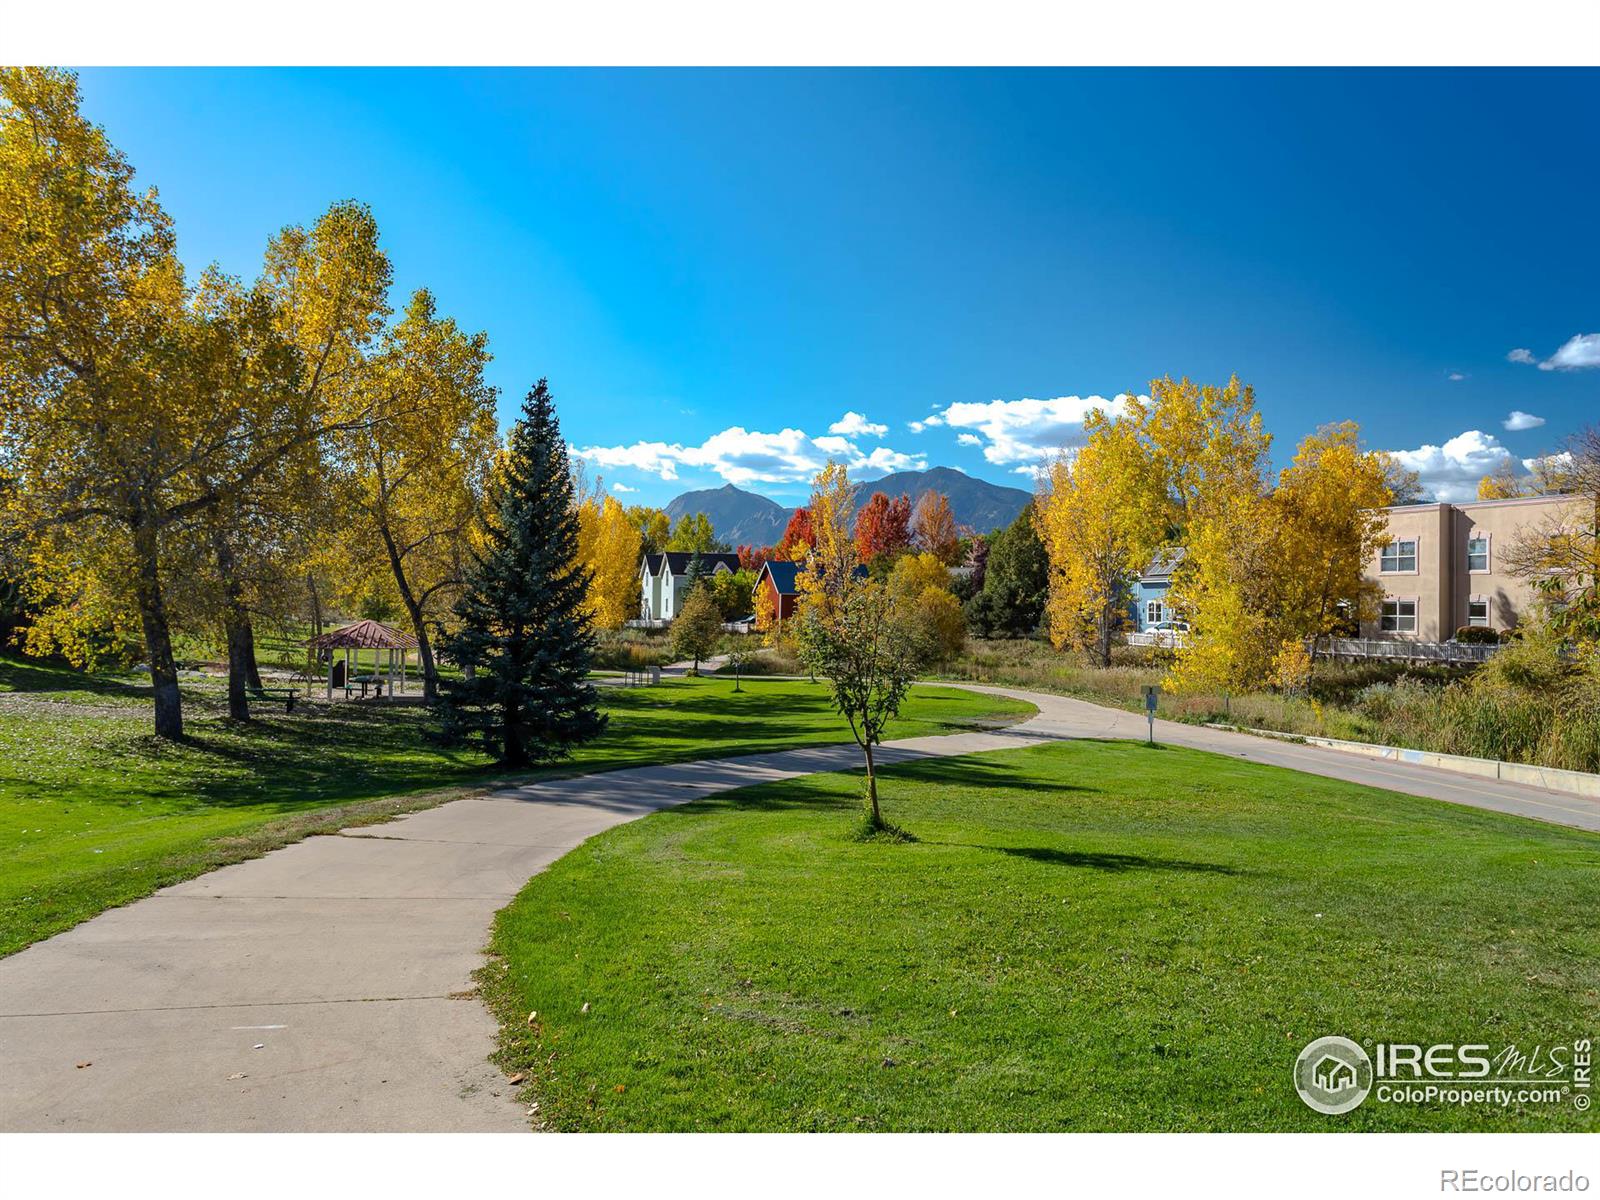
[574,439,686,481]
[576,424,925,487]
[1538,333,1600,371]
[828,411,888,438]
[610,481,636,493]
[956,433,981,446]
[1383,429,1517,503]
[933,394,1133,465]
[1502,410,1546,432]
[908,420,927,433]
[1447,372,1466,382]
[1507,348,1536,365]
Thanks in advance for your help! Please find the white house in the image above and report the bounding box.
[638,551,742,621]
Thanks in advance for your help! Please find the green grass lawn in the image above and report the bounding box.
[480,739,1600,1132]
[0,652,1032,957]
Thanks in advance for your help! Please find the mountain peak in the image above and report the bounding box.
[662,466,1031,545]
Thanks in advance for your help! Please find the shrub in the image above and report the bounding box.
[1453,626,1501,644]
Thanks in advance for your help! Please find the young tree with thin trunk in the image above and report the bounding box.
[671,585,723,674]
[1501,426,1600,649]
[796,581,923,832]
[437,381,605,767]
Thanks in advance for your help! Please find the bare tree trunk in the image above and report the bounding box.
[132,518,183,740]
[306,573,324,640]
[863,740,881,827]
[213,532,253,721]
[242,622,264,691]
[378,525,440,702]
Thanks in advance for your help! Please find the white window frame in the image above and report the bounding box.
[1380,597,1418,634]
[1146,599,1164,626]
[1467,531,1490,574]
[1379,537,1419,575]
[1467,596,1489,627]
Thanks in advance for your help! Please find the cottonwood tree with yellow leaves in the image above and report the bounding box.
[576,489,643,631]
[1035,410,1168,666]
[328,289,498,701]
[1,68,392,737]
[1134,376,1276,694]
[798,461,859,611]
[1267,422,1405,659]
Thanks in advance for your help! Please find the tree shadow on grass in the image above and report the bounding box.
[0,656,156,700]
[876,754,1098,797]
[986,844,1245,875]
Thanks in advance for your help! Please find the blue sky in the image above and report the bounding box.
[78,68,1600,506]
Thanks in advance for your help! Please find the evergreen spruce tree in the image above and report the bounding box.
[682,550,706,597]
[438,380,606,766]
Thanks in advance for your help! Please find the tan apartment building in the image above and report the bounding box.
[1363,494,1584,640]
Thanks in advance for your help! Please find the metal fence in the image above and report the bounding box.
[1123,631,1501,664]
[1312,637,1501,664]
[1126,630,1188,649]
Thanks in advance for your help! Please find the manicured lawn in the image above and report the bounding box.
[0,653,1032,957]
[481,740,1600,1132]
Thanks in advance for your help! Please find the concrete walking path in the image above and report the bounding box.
[952,683,1600,834]
[2,682,1596,1132]
[0,726,1041,1132]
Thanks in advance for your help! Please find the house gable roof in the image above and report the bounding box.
[661,551,741,576]
[1141,547,1186,582]
[759,559,802,595]
[756,559,868,596]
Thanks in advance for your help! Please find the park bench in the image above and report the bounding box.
[246,685,299,713]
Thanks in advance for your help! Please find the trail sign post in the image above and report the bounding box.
[1142,685,1159,745]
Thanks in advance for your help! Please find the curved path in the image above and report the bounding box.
[2,685,1595,1131]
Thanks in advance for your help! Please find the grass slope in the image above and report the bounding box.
[0,653,1032,957]
[481,740,1600,1132]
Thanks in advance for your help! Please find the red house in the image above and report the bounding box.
[753,560,804,629]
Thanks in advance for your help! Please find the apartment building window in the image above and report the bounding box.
[1146,600,1164,625]
[1380,539,1418,573]
[1380,598,1417,633]
[1467,598,1489,627]
[1467,534,1489,572]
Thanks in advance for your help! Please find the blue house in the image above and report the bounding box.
[1129,548,1185,632]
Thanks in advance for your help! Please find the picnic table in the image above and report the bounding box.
[245,685,299,713]
[350,673,387,699]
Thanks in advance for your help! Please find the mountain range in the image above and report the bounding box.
[661,467,1033,548]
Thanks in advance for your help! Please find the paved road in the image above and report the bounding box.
[2,683,1594,1133]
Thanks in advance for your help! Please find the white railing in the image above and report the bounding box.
[1314,637,1501,664]
[1125,631,1500,664]
[1126,630,1188,648]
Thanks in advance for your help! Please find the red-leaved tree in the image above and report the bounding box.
[777,506,814,559]
[854,491,913,563]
